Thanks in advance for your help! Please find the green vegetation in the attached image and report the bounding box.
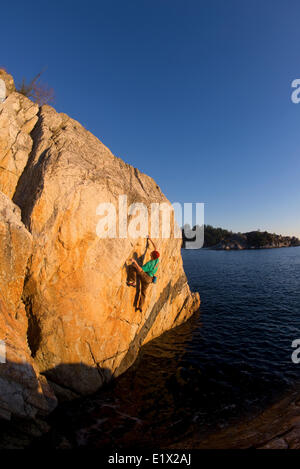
[245,230,276,248]
[202,224,232,247]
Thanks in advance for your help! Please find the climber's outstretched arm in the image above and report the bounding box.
[147,236,157,251]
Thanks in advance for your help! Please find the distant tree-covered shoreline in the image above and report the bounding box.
[182,225,300,250]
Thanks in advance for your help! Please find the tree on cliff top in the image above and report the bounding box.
[17,70,55,106]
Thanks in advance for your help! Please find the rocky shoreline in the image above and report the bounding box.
[210,241,300,251]
[169,387,300,449]
[209,232,300,251]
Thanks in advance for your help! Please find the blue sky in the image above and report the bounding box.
[1,0,300,236]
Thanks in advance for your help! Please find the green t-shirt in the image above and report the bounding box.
[142,259,159,277]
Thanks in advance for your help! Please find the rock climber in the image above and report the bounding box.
[127,236,160,312]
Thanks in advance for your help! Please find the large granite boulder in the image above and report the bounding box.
[13,104,200,395]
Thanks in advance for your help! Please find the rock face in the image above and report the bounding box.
[0,70,39,198]
[8,102,200,396]
[0,69,15,96]
[0,70,199,442]
[0,192,57,421]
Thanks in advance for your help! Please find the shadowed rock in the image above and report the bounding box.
[0,192,57,422]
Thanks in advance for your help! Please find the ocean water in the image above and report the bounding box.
[39,247,300,449]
